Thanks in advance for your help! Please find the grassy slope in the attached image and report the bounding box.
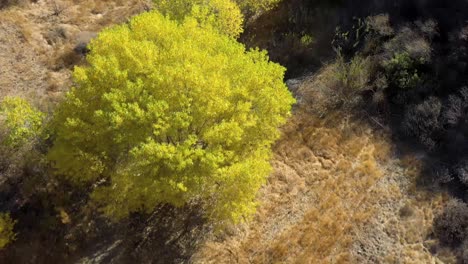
[194,69,447,263]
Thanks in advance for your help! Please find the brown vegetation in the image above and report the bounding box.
[193,67,447,263]
[0,0,150,106]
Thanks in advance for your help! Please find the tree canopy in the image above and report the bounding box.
[234,0,282,14]
[153,0,244,38]
[48,11,294,224]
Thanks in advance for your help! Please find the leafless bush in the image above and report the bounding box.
[401,97,442,149]
[432,165,453,184]
[43,27,67,46]
[367,14,394,37]
[443,87,468,127]
[415,19,438,39]
[455,160,468,185]
[383,25,432,63]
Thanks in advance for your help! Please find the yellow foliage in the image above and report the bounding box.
[0,96,44,148]
[0,213,15,249]
[153,0,244,37]
[48,11,294,225]
[234,0,281,14]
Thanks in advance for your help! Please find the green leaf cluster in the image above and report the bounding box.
[384,52,423,89]
[48,11,295,224]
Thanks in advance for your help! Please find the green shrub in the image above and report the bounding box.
[335,55,370,91]
[330,55,371,109]
[384,52,423,89]
[300,34,315,46]
[48,11,295,225]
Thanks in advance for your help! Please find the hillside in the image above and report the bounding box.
[1,0,467,263]
[194,68,446,263]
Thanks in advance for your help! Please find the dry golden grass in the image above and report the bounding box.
[194,110,386,263]
[193,71,447,263]
[0,0,150,105]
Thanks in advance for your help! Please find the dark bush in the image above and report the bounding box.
[384,52,424,90]
[443,87,468,127]
[434,199,468,246]
[73,31,96,56]
[401,97,442,149]
[431,164,453,184]
[462,240,468,263]
[456,160,468,186]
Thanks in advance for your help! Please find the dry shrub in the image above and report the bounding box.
[0,144,31,184]
[43,26,68,46]
[49,44,84,70]
[333,55,371,103]
[383,25,432,63]
[296,64,339,115]
[296,55,371,116]
[367,14,394,37]
[434,199,468,246]
[401,96,442,149]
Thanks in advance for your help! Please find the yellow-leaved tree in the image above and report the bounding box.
[0,97,44,148]
[0,213,15,249]
[153,0,244,38]
[48,11,294,225]
[234,0,282,14]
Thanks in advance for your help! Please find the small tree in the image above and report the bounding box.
[0,96,44,148]
[48,11,294,225]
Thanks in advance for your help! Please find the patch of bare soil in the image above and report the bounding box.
[0,0,150,107]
